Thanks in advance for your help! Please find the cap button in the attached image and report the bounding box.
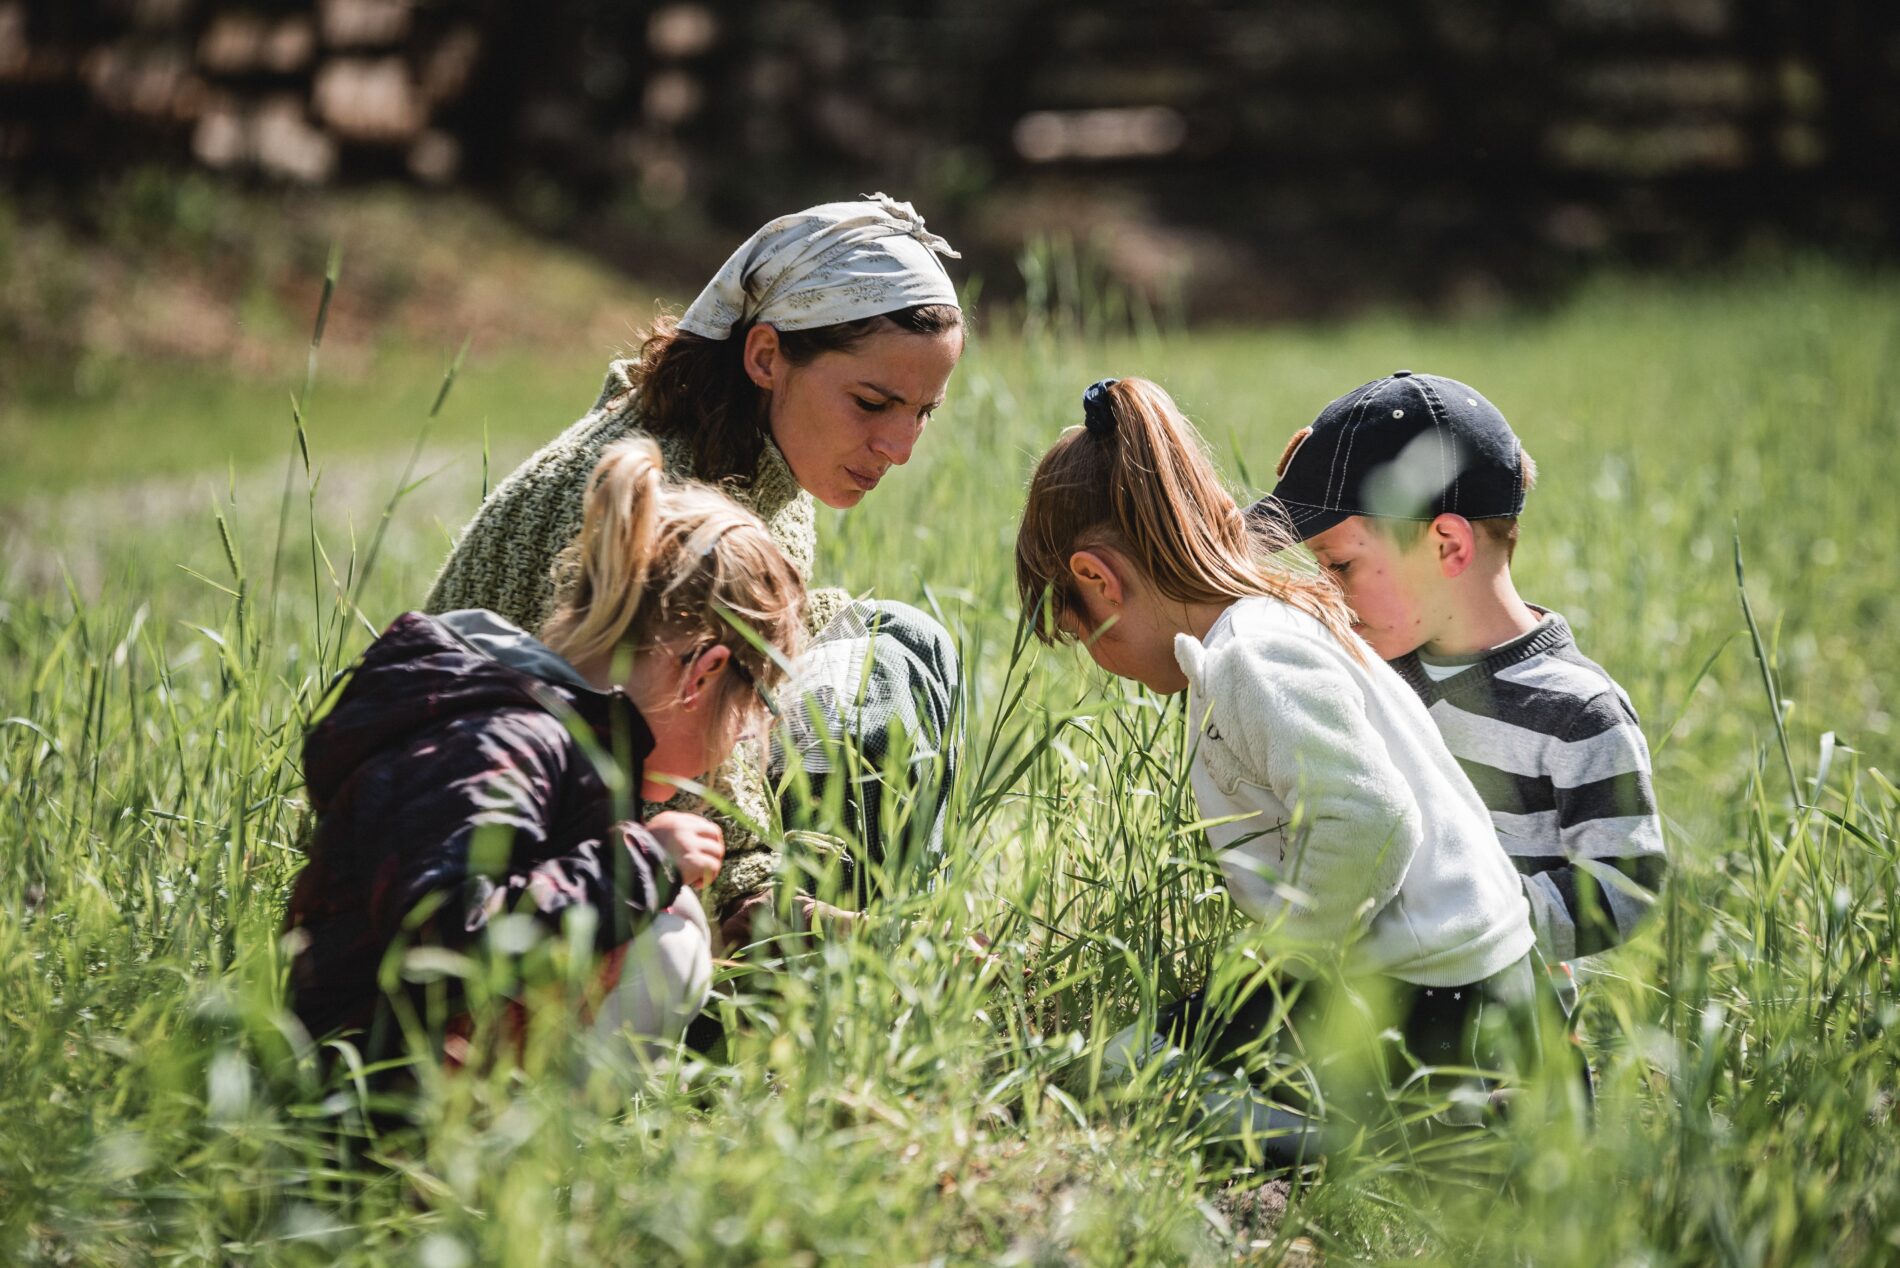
[1392,369,1412,378]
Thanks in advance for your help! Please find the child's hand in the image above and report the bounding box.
[795,895,861,936]
[646,811,725,891]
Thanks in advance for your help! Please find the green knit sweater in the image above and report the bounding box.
[424,359,848,921]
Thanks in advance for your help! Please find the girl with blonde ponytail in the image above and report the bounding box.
[1016,379,1556,1158]
[284,439,804,1075]
[541,435,806,798]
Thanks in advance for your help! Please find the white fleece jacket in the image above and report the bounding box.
[1175,596,1533,987]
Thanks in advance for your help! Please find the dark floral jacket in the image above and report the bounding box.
[284,609,678,1050]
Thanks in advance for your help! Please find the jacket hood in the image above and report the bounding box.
[303,609,651,807]
[435,607,598,691]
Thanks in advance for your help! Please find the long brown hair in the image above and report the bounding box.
[623,305,964,480]
[541,438,806,715]
[1014,377,1362,658]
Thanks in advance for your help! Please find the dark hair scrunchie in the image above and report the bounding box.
[1082,378,1120,439]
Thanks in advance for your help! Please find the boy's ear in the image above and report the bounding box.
[1067,549,1124,609]
[1428,514,1478,579]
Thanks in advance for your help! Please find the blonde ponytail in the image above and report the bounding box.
[1015,377,1363,659]
[541,438,666,671]
[541,438,806,697]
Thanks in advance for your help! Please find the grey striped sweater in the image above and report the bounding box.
[1388,610,1665,962]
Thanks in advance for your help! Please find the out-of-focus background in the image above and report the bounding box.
[5,0,1899,374]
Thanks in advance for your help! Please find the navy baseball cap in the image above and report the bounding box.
[1250,370,1528,542]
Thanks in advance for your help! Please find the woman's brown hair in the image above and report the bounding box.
[625,305,963,480]
[1014,377,1362,658]
[541,438,806,716]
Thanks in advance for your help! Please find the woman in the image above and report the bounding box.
[426,194,965,938]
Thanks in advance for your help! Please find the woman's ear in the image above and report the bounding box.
[741,323,782,393]
[680,643,732,712]
[1067,549,1125,610]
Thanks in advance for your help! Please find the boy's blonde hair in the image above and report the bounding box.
[1015,378,1361,657]
[541,438,805,711]
[1365,449,1539,561]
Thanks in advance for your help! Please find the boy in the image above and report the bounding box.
[1252,371,1665,1004]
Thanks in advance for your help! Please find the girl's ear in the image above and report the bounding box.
[1067,549,1125,609]
[680,643,732,712]
[741,323,782,392]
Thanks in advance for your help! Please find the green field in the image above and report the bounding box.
[3,258,1898,1265]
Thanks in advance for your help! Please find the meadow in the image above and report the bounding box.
[2,253,1897,1265]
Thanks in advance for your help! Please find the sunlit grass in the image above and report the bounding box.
[2,257,1897,1264]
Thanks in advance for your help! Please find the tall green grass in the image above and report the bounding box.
[2,258,1897,1264]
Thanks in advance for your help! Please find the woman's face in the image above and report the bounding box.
[746,323,964,509]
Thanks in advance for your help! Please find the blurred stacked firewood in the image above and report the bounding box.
[2,0,1895,302]
[0,0,480,183]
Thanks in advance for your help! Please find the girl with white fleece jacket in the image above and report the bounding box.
[1174,595,1531,986]
[1015,378,1547,1101]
